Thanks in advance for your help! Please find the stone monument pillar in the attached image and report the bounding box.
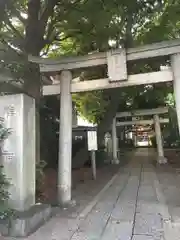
[0,94,36,211]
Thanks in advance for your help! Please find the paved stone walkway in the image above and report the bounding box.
[3,149,180,239]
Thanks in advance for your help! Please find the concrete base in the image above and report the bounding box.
[60,199,76,209]
[112,158,120,164]
[0,204,51,238]
[52,199,76,209]
[157,156,168,165]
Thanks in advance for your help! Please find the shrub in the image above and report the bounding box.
[0,166,13,220]
[36,160,47,201]
[0,122,13,220]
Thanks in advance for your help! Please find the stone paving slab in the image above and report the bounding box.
[110,175,140,222]
[111,203,135,222]
[155,167,180,224]
[4,150,180,240]
[136,201,161,215]
[101,220,133,240]
[71,169,131,240]
[170,207,180,223]
[134,213,163,238]
[70,231,97,240]
[132,235,163,240]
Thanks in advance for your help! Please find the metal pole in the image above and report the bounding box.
[112,117,119,163]
[58,70,72,205]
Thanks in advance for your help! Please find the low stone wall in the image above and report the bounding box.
[0,204,51,238]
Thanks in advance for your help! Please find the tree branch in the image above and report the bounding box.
[11,8,27,25]
[40,44,51,57]
[4,17,24,40]
[40,0,58,38]
[0,37,25,63]
[0,0,11,23]
[41,33,75,54]
[45,17,57,42]
[40,0,81,38]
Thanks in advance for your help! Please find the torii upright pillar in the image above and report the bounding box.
[171,53,180,134]
[112,117,119,164]
[153,114,167,164]
[58,70,73,205]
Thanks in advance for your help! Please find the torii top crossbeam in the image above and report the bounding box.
[29,39,180,73]
[116,107,168,118]
[28,39,180,96]
[115,107,169,126]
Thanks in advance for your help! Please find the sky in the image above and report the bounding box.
[77,116,95,127]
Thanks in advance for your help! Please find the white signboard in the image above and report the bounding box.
[87,131,98,151]
[107,49,127,82]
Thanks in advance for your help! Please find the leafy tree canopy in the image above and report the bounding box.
[0,0,179,126]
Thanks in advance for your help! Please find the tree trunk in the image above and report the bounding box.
[97,89,121,148]
[97,12,134,148]
[23,0,43,163]
[23,63,41,163]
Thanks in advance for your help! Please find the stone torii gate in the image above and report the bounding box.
[29,39,180,206]
[112,107,169,164]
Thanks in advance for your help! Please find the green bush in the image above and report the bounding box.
[36,160,47,201]
[0,166,13,220]
[0,123,13,220]
[0,123,11,143]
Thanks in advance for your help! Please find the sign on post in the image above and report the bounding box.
[87,130,98,151]
[87,130,97,180]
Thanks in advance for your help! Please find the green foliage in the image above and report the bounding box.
[1,0,180,149]
[0,123,11,142]
[36,160,47,200]
[63,0,178,123]
[0,166,13,220]
[73,91,109,124]
[161,102,180,148]
[165,93,175,107]
[165,107,180,146]
[138,0,180,44]
[0,123,13,220]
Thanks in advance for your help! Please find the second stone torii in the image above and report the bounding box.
[112,107,169,164]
